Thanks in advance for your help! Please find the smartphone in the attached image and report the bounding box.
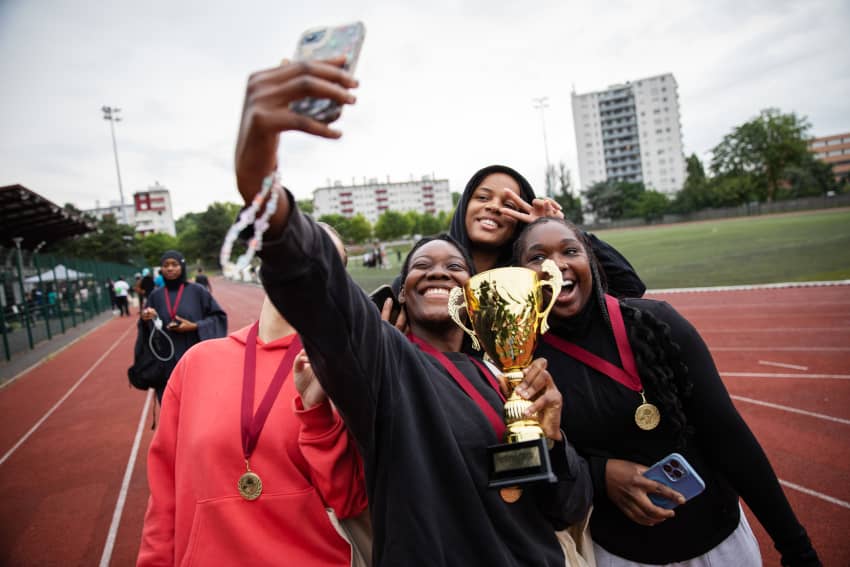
[642,453,706,509]
[290,21,366,123]
[369,284,400,326]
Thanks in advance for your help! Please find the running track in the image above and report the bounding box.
[0,279,847,566]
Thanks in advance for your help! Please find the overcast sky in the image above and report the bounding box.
[1,0,848,219]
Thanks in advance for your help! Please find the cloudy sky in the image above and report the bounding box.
[1,0,848,218]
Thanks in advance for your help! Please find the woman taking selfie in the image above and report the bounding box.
[513,217,821,566]
[231,58,592,566]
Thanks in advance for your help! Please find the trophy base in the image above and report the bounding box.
[487,437,557,488]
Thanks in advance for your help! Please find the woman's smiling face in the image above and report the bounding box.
[518,220,593,320]
[399,240,471,325]
[464,173,522,249]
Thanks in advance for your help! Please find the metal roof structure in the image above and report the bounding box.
[0,184,96,250]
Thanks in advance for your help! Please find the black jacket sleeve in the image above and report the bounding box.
[585,232,645,298]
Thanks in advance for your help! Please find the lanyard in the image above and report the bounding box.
[163,284,185,320]
[408,333,506,439]
[542,294,642,392]
[241,322,303,460]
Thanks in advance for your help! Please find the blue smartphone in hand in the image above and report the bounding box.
[642,453,705,509]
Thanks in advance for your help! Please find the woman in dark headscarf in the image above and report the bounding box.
[140,250,228,400]
[449,164,646,298]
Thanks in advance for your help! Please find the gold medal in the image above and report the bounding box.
[635,390,660,430]
[499,486,523,503]
[238,461,262,500]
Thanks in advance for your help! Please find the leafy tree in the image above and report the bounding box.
[549,162,583,224]
[190,202,243,267]
[374,210,412,240]
[672,154,712,213]
[710,108,811,202]
[451,192,461,206]
[583,180,645,221]
[297,199,315,214]
[404,211,422,235]
[47,214,138,264]
[317,214,349,241]
[345,214,372,243]
[633,190,670,222]
[782,154,837,198]
[419,212,444,236]
[138,232,180,267]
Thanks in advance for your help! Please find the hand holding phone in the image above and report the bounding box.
[290,22,366,123]
[642,453,706,509]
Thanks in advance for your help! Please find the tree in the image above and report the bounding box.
[710,108,811,202]
[419,212,444,236]
[451,192,461,206]
[138,232,180,267]
[583,180,645,221]
[297,199,315,214]
[672,153,712,213]
[191,202,243,267]
[549,162,583,224]
[345,214,372,243]
[47,214,138,264]
[374,210,412,240]
[633,190,670,222]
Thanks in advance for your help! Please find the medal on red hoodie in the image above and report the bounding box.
[238,322,302,500]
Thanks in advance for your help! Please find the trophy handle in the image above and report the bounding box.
[448,286,480,351]
[537,259,563,335]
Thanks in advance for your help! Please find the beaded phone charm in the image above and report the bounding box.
[220,172,281,274]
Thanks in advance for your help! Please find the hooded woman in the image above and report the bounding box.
[140,250,228,400]
[449,164,645,299]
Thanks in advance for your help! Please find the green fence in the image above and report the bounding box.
[0,245,142,362]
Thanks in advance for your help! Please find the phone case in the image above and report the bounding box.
[291,21,366,122]
[369,284,400,325]
[642,452,706,509]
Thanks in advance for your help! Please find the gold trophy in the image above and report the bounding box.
[448,261,562,492]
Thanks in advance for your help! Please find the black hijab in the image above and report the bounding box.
[448,164,537,270]
[160,250,187,289]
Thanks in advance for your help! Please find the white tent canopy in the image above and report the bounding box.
[24,264,92,283]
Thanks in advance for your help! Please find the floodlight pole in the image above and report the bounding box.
[102,105,128,224]
[532,96,552,196]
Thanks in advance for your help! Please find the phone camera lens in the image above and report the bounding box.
[672,469,683,479]
[662,464,672,473]
[670,459,680,468]
[303,30,325,44]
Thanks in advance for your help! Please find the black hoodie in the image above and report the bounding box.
[448,164,646,298]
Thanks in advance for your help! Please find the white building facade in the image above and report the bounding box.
[313,176,452,224]
[133,182,176,236]
[572,73,686,195]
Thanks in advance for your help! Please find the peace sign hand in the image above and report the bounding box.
[498,187,564,224]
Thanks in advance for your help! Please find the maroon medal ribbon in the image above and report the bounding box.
[163,283,185,321]
[242,322,303,460]
[541,294,642,392]
[408,333,506,439]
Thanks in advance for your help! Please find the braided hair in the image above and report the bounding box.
[514,217,693,446]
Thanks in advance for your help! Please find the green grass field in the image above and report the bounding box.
[347,208,850,292]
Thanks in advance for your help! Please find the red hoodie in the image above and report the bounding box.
[138,325,367,566]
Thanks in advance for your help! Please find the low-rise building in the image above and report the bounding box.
[313,176,452,223]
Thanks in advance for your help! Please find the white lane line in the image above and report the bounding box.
[649,280,850,294]
[99,388,154,567]
[731,395,850,425]
[723,372,850,380]
[0,325,134,466]
[758,360,809,371]
[779,479,850,510]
